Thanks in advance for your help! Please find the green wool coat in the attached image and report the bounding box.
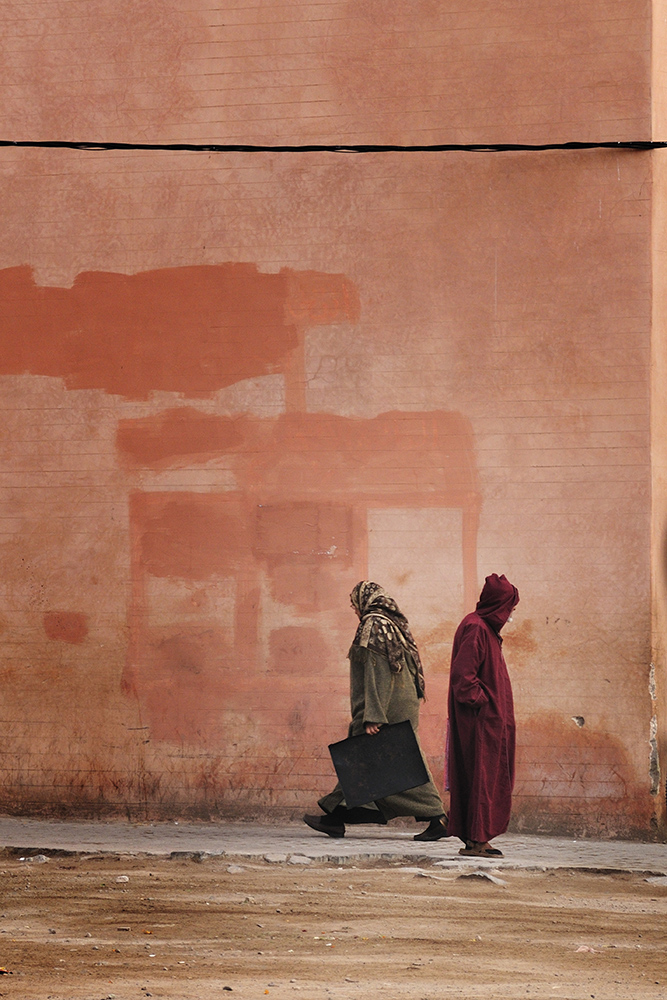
[319,645,445,820]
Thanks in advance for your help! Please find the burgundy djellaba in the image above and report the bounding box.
[447,573,519,858]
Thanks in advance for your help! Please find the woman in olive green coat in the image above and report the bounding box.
[303,581,448,841]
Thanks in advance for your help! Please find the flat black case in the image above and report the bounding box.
[328,720,429,809]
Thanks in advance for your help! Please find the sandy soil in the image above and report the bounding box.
[0,851,665,1000]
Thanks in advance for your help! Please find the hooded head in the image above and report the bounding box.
[475,573,519,633]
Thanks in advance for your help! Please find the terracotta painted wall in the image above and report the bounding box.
[0,145,655,836]
[0,1,661,837]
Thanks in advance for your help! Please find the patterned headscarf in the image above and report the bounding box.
[350,581,426,697]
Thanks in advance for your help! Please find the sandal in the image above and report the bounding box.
[458,841,504,858]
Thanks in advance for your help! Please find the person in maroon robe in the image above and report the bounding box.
[447,573,519,858]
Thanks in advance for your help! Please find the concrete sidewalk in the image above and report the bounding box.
[0,816,665,873]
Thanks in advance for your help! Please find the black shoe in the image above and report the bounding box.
[303,813,345,838]
[343,806,388,826]
[413,815,449,841]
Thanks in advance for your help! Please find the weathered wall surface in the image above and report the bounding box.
[0,0,652,145]
[651,145,667,837]
[0,145,655,836]
[0,0,660,836]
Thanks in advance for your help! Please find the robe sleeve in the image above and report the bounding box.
[360,648,394,726]
[449,623,489,708]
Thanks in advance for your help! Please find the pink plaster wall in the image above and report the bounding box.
[0,145,654,836]
[0,0,652,145]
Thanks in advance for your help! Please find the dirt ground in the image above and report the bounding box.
[0,851,665,1000]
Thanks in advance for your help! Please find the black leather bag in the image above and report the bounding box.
[328,720,428,809]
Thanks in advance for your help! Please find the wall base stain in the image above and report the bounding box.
[512,712,656,840]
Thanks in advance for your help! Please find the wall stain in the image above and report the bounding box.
[287,700,310,734]
[503,619,538,662]
[417,620,458,673]
[513,711,653,838]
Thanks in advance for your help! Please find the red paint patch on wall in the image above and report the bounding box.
[0,264,357,399]
[131,491,356,604]
[119,410,477,506]
[125,407,479,603]
[255,502,353,561]
[43,612,89,644]
[119,409,479,605]
[117,407,243,468]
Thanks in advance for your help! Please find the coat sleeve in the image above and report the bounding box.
[449,623,489,708]
[360,648,394,726]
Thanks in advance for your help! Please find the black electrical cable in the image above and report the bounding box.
[0,140,665,153]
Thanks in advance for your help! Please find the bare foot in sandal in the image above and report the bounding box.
[458,840,504,858]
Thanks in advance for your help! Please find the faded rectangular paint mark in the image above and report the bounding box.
[130,492,250,581]
[119,407,481,604]
[43,611,89,644]
[118,409,478,503]
[123,406,480,751]
[255,503,354,561]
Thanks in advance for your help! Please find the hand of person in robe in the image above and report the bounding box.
[364,722,381,735]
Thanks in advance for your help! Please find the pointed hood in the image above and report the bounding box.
[475,573,519,633]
